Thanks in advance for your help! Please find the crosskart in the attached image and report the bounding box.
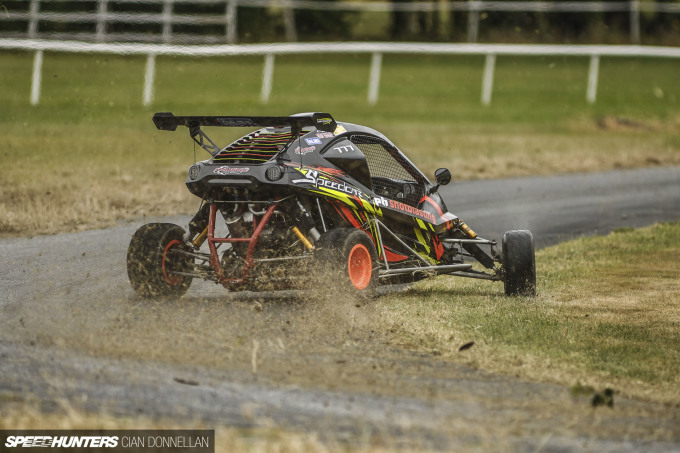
[127,112,536,298]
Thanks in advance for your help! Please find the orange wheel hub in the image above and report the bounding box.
[162,239,181,285]
[347,243,372,290]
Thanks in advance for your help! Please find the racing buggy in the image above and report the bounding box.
[127,112,536,298]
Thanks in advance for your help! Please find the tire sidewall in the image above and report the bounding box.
[502,229,536,296]
[127,223,193,298]
[316,228,379,296]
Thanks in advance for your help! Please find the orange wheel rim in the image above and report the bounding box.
[162,239,181,285]
[348,244,372,290]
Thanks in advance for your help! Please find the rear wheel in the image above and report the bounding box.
[127,223,193,298]
[316,228,379,296]
[502,230,536,296]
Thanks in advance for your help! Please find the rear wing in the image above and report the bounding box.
[152,111,337,157]
[152,112,337,133]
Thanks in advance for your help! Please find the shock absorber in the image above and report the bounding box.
[296,199,321,243]
[291,226,313,249]
[184,202,211,247]
[458,221,477,239]
[456,219,495,269]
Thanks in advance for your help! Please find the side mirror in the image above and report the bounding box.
[434,168,451,186]
[428,168,452,195]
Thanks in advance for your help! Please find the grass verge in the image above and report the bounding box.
[373,221,680,405]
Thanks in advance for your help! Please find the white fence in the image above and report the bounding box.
[2,39,680,106]
[2,0,680,45]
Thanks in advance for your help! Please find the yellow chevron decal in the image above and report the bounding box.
[414,228,436,264]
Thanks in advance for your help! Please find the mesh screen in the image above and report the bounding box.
[350,135,423,207]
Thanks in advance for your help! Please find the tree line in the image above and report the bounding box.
[2,0,678,45]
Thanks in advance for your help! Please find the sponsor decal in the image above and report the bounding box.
[213,166,249,175]
[388,199,436,223]
[334,125,347,136]
[292,169,365,199]
[315,117,334,126]
[316,132,334,139]
[305,137,322,146]
[333,145,355,154]
[294,146,315,155]
[373,196,389,208]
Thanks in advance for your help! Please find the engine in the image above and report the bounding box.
[221,203,295,259]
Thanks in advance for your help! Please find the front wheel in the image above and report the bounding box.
[315,228,379,296]
[127,223,193,298]
[502,230,536,296]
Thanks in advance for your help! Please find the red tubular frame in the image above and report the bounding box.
[207,201,279,286]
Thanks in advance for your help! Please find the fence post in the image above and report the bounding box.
[260,53,275,104]
[143,54,156,106]
[368,52,383,106]
[438,0,450,40]
[162,0,173,43]
[30,49,43,106]
[629,0,641,44]
[28,0,40,38]
[467,0,480,43]
[226,0,238,44]
[587,54,600,104]
[481,53,495,106]
[96,0,109,42]
[282,0,298,42]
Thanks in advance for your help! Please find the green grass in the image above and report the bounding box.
[1,50,679,235]
[4,51,679,124]
[373,222,680,404]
